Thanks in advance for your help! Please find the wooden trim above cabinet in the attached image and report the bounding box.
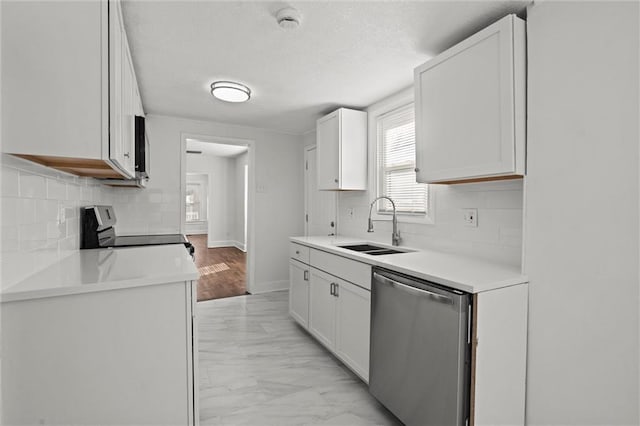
[13,154,124,178]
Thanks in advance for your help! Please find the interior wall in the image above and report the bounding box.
[113,114,304,293]
[186,153,235,246]
[524,1,639,424]
[234,152,249,251]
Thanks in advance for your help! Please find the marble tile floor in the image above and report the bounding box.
[197,290,402,425]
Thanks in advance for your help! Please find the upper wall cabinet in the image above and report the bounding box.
[414,14,526,184]
[2,0,142,179]
[316,108,367,190]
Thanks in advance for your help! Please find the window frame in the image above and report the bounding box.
[368,88,434,225]
[185,173,208,223]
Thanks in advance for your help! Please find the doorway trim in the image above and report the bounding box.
[180,132,256,294]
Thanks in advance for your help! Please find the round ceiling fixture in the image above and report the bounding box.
[210,81,251,103]
[276,7,302,30]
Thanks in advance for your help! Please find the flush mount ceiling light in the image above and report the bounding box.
[210,81,251,103]
[276,7,302,30]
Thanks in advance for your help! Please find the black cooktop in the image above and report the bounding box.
[112,234,189,247]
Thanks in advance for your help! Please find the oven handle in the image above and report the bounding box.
[373,272,454,305]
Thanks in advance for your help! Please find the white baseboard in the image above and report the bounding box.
[232,241,246,252]
[207,240,234,248]
[249,280,289,294]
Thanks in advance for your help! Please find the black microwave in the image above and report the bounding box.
[135,115,149,179]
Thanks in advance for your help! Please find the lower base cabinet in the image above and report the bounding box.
[1,281,198,425]
[289,245,371,383]
[289,259,310,327]
[308,268,371,382]
[333,275,370,381]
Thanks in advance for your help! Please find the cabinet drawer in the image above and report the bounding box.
[290,243,310,264]
[310,249,371,290]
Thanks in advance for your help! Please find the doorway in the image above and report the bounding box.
[305,145,337,236]
[181,135,254,301]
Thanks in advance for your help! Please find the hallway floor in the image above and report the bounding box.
[197,290,401,425]
[187,234,247,301]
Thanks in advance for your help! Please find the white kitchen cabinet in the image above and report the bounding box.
[109,1,137,177]
[289,259,310,328]
[2,280,198,425]
[472,284,527,426]
[2,0,141,179]
[333,277,371,381]
[414,14,526,184]
[308,267,371,382]
[316,108,367,190]
[308,268,337,348]
[289,242,372,382]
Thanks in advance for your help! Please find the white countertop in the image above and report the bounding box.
[291,236,527,293]
[1,244,199,303]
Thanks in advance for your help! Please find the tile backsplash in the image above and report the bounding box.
[338,180,524,267]
[0,154,114,288]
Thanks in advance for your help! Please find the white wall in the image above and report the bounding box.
[525,2,639,424]
[111,117,182,235]
[114,114,304,293]
[0,154,114,288]
[234,152,249,250]
[186,153,235,246]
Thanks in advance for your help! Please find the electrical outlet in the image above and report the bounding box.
[463,208,478,227]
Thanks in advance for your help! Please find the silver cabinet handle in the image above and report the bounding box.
[414,167,420,172]
[330,283,335,295]
[373,272,453,305]
[124,152,130,158]
[303,270,309,281]
[295,250,300,255]
[335,283,339,297]
[334,178,339,183]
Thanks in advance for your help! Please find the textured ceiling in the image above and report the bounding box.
[123,1,529,135]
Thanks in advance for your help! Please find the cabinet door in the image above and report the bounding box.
[108,0,135,178]
[289,260,310,328]
[414,15,525,183]
[308,268,336,349]
[2,1,106,160]
[316,111,340,190]
[334,279,371,382]
[121,48,136,175]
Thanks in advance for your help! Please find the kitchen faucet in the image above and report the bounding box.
[368,196,400,246]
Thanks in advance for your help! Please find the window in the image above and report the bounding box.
[377,103,429,216]
[185,174,208,223]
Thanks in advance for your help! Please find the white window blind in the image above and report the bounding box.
[377,103,428,214]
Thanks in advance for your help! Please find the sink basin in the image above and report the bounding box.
[366,249,405,256]
[339,244,410,256]
[339,244,388,252]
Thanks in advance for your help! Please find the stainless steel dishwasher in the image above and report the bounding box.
[369,267,472,426]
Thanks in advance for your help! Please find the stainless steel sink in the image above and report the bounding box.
[339,244,387,252]
[339,244,409,256]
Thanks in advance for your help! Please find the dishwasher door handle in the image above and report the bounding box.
[373,272,454,305]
